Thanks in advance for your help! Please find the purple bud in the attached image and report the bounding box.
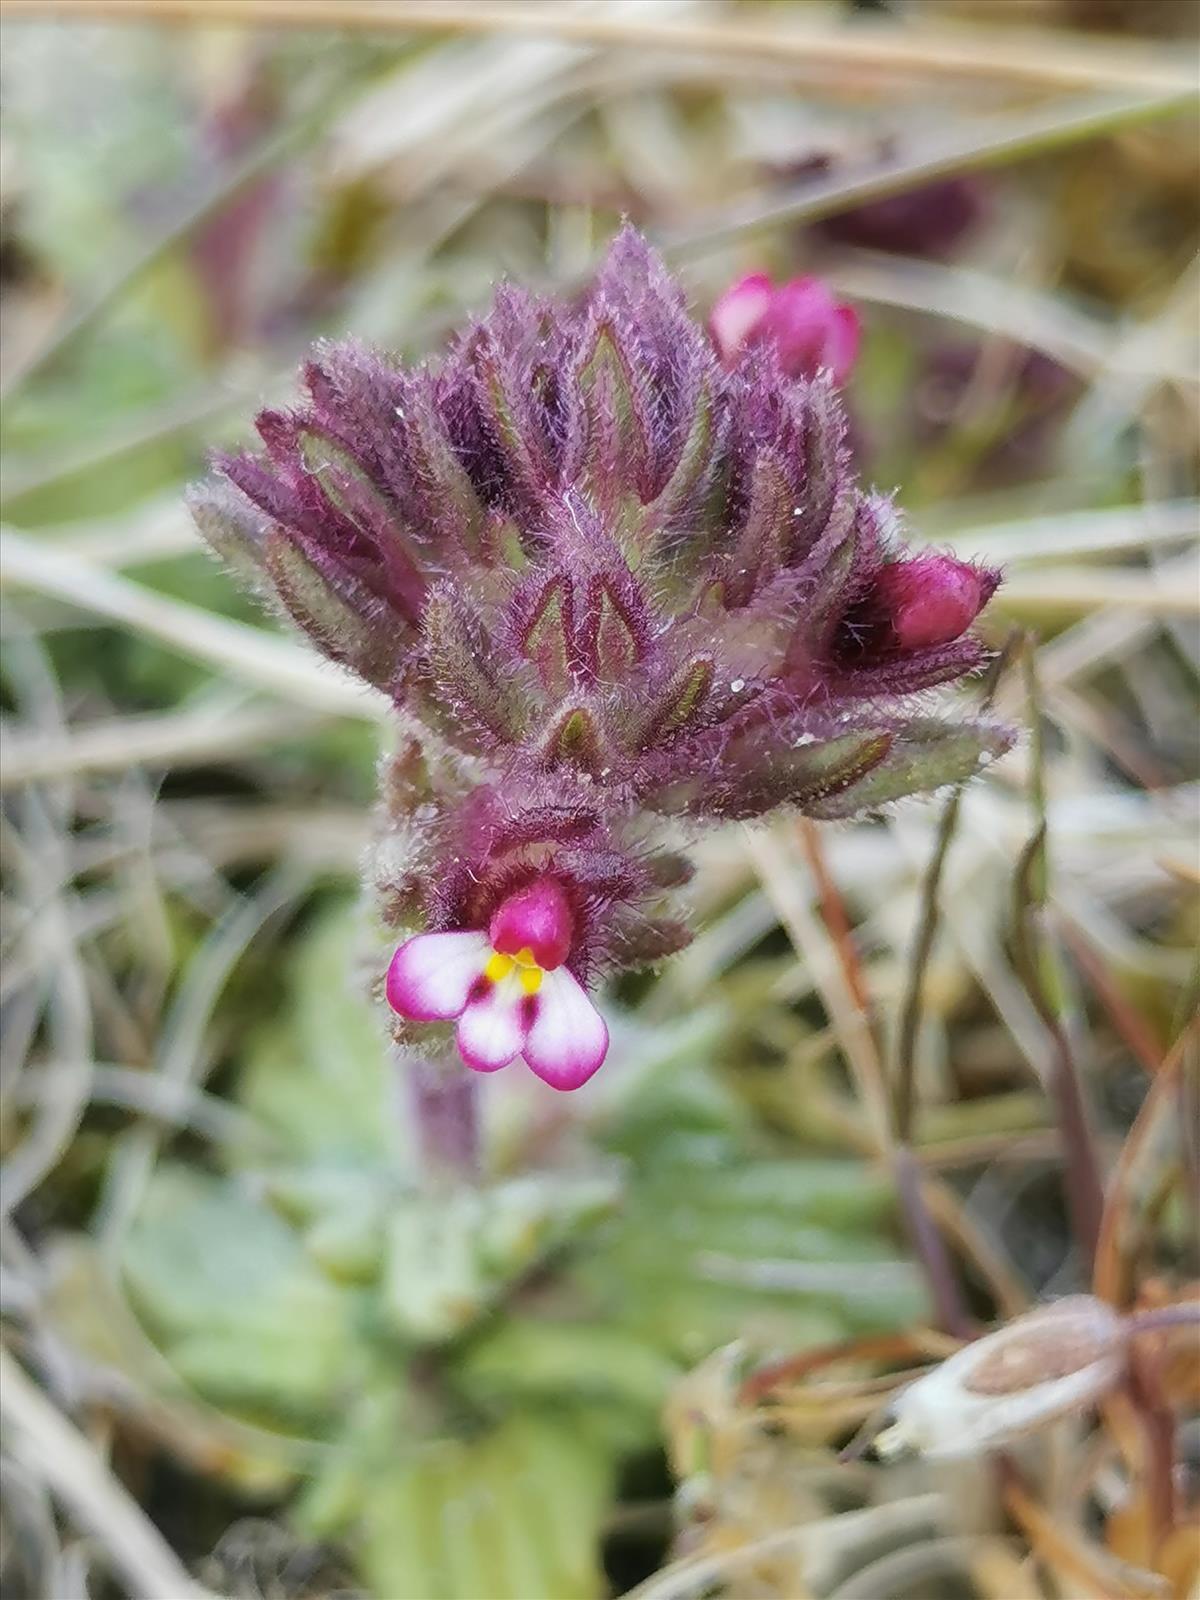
[872,555,1001,650]
[710,272,860,384]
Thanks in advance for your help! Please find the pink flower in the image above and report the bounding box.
[386,879,608,1091]
[872,555,1000,651]
[709,272,860,384]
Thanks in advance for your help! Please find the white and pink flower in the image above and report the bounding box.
[710,272,860,386]
[386,878,609,1091]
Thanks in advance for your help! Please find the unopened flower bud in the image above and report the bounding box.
[709,272,860,383]
[875,1296,1126,1461]
[871,554,1001,651]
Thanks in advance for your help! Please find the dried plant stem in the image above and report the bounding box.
[893,790,964,1147]
[1013,642,1105,1272]
[2,702,325,789]
[749,826,969,1336]
[799,819,872,1015]
[892,1148,972,1338]
[738,1329,960,1406]
[0,1347,217,1600]
[894,634,1016,1142]
[1125,1302,1200,1335]
[7,0,1194,96]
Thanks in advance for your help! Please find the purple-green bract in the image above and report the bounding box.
[190,227,1009,1012]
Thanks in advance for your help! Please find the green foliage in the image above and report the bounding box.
[306,1404,612,1600]
[122,1165,368,1429]
[111,901,928,1596]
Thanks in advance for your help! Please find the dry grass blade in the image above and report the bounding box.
[1,702,326,789]
[994,567,1200,617]
[6,0,1196,96]
[0,1347,222,1600]
[0,530,388,720]
[934,501,1200,562]
[664,90,1197,259]
[94,863,310,1253]
[743,826,891,1154]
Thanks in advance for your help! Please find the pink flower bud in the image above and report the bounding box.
[708,273,773,363]
[873,555,1000,651]
[488,877,574,971]
[710,272,860,384]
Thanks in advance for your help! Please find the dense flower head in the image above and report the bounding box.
[190,227,1009,1087]
[709,271,860,383]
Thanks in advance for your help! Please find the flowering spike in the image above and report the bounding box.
[190,226,1012,1091]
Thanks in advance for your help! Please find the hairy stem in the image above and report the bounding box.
[405,1049,481,1180]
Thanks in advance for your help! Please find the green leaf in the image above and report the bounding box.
[805,717,1012,819]
[381,1174,621,1343]
[122,1166,364,1426]
[572,1154,926,1356]
[352,1414,610,1600]
[458,1319,680,1442]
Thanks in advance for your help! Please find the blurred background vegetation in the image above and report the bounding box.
[0,3,1197,1598]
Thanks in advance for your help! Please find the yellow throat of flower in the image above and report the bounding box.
[484,946,544,994]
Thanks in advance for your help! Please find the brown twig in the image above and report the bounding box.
[798,819,872,1016]
[1058,918,1165,1077]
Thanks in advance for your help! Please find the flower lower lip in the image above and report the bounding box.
[386,919,608,1090]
